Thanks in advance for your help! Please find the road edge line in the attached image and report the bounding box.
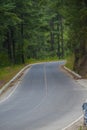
[62,115,83,130]
[0,81,20,103]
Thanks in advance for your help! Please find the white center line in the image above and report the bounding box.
[44,64,48,97]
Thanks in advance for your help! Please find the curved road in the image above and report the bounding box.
[0,62,87,130]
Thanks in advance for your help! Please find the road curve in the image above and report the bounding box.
[0,62,87,130]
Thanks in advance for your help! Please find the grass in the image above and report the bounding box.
[78,126,87,130]
[65,54,75,70]
[79,126,83,130]
[27,56,59,64]
[0,64,26,89]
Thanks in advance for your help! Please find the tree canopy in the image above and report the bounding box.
[0,0,87,76]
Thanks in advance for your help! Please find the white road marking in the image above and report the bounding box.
[62,115,83,130]
[15,63,48,114]
[44,64,48,97]
[0,81,20,104]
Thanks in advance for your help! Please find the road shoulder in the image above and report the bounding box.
[63,66,87,130]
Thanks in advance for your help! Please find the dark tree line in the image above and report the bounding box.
[0,0,65,66]
[63,0,87,75]
[0,0,87,75]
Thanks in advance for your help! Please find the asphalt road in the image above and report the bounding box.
[0,62,87,130]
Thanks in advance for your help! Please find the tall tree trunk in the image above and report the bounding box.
[7,28,13,63]
[50,19,55,52]
[12,37,16,64]
[57,15,61,59]
[11,27,16,64]
[20,15,25,64]
[60,17,64,58]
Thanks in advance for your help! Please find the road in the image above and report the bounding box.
[0,62,87,130]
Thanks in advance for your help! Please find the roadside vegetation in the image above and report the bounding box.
[78,126,87,130]
[0,64,26,89]
[78,126,83,130]
[65,54,75,70]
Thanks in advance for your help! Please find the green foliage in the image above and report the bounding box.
[0,0,86,75]
[1,0,87,85]
[0,0,66,67]
[62,0,87,73]
[0,52,10,66]
[0,64,26,88]
[27,56,59,64]
[65,54,75,70]
[78,126,82,130]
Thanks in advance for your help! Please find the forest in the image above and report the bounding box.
[0,0,87,77]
